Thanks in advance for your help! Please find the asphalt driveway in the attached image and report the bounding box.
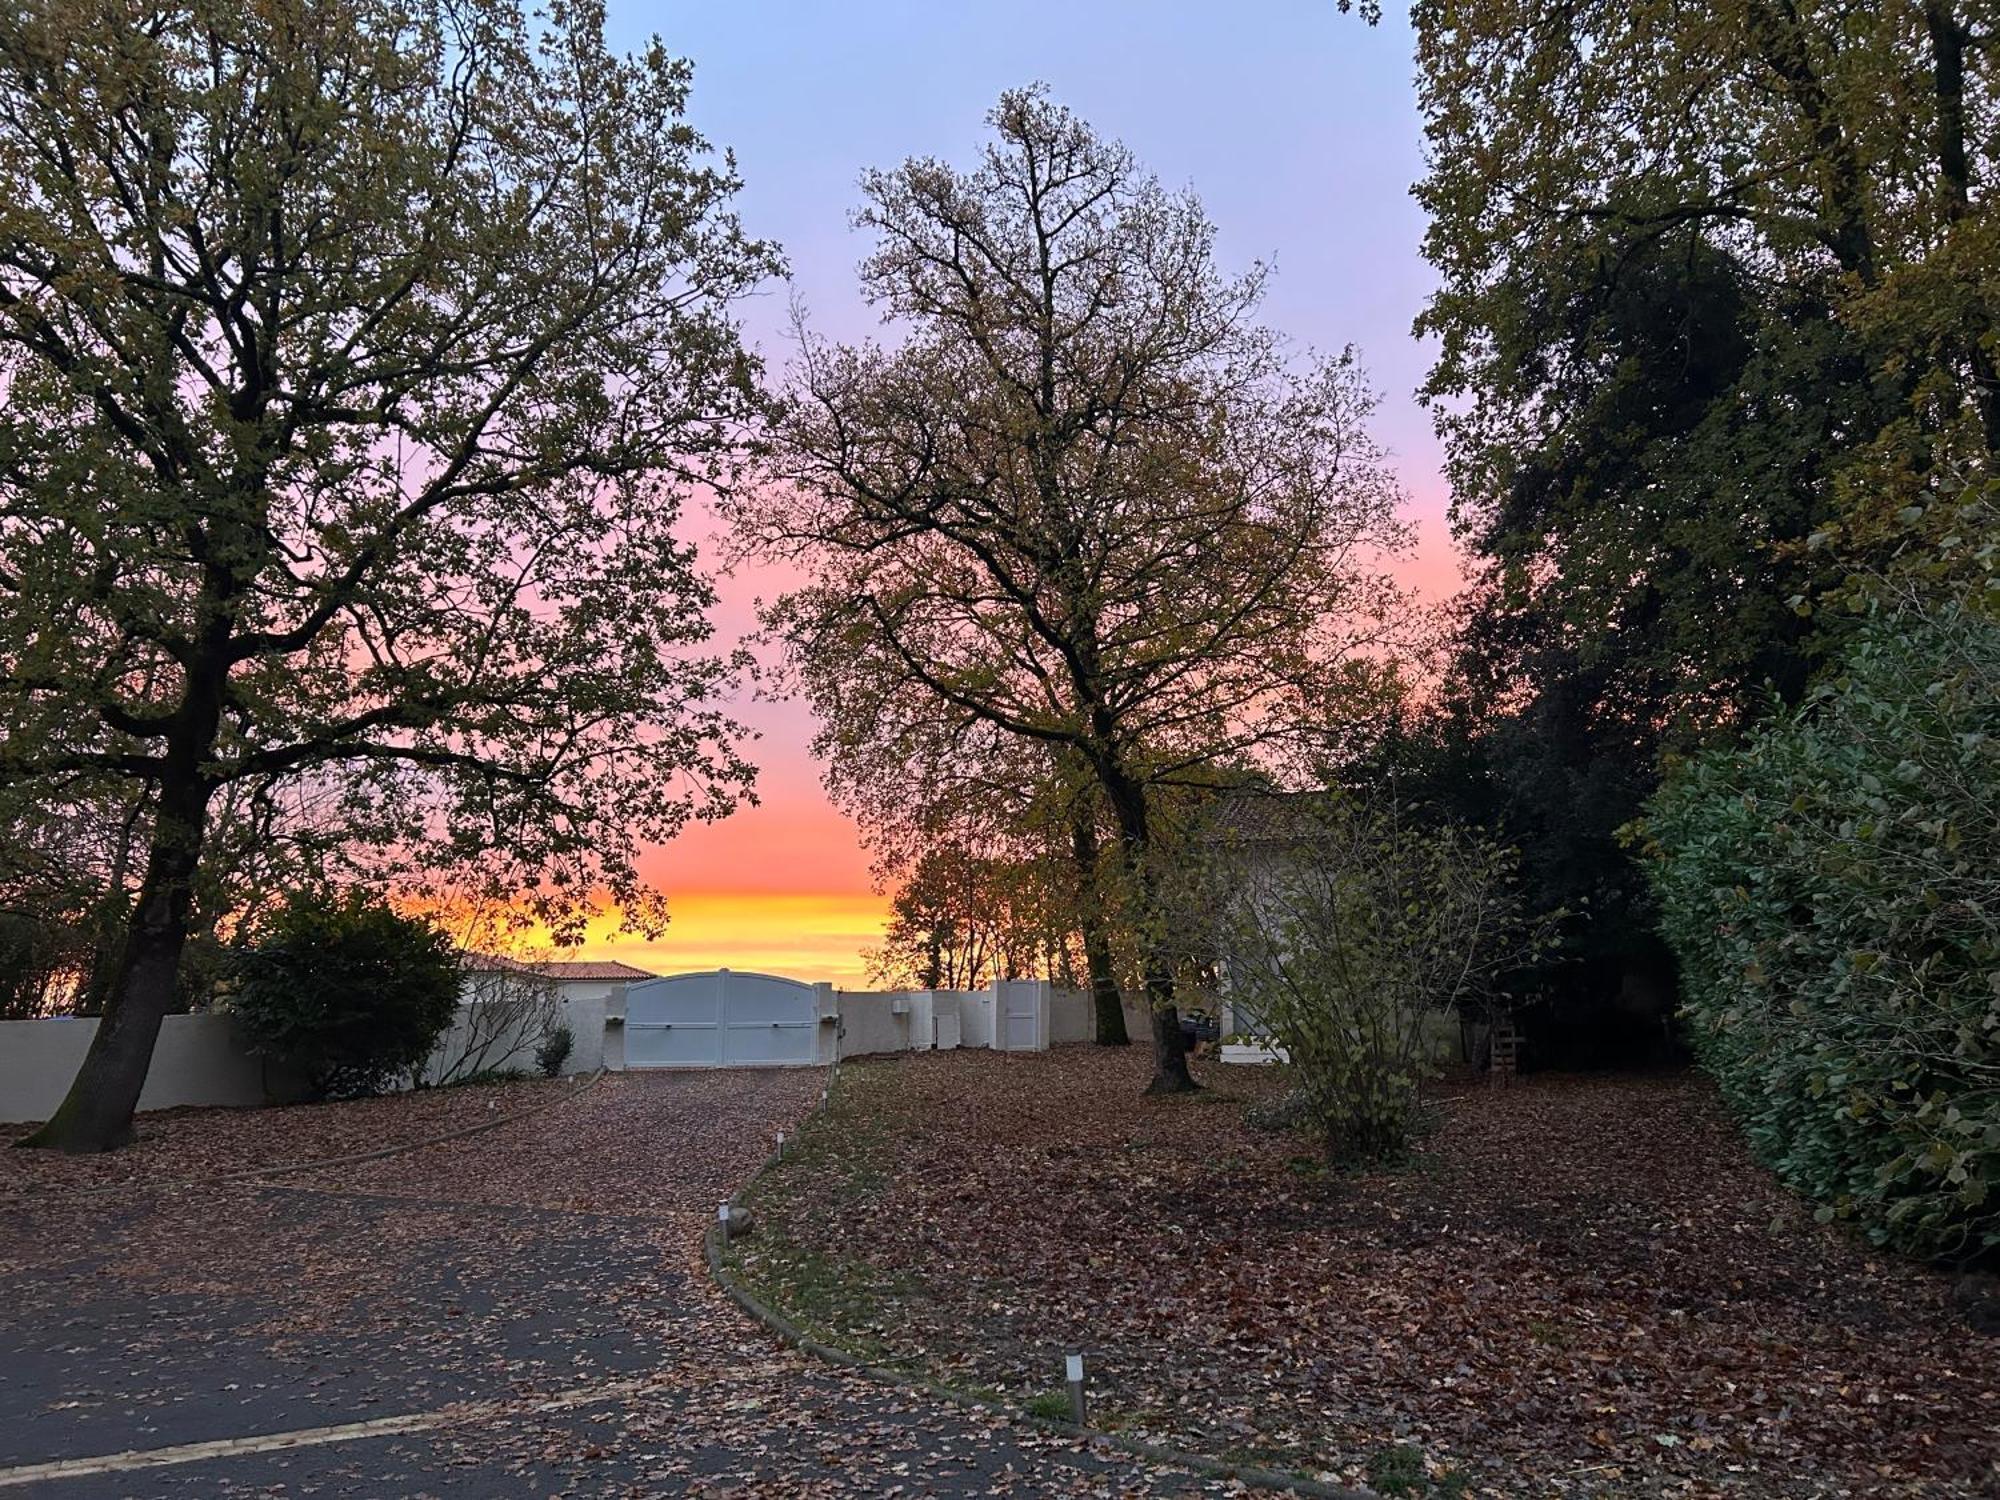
[0,1072,1244,1497]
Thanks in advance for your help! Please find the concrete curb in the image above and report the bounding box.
[4,1068,608,1205]
[703,1067,1372,1500]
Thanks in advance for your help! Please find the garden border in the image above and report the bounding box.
[2,1068,606,1205]
[703,1062,1373,1500]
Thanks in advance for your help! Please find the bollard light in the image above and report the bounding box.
[1065,1352,1087,1424]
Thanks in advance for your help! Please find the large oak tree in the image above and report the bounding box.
[1413,0,2000,748]
[0,0,777,1150]
[731,89,1405,1094]
[1382,0,2000,1030]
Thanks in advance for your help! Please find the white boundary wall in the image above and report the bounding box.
[1049,988,1092,1044]
[830,982,1083,1059]
[2,977,1111,1123]
[0,1013,267,1123]
[2,985,609,1125]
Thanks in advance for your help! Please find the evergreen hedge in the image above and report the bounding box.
[1645,596,1999,1265]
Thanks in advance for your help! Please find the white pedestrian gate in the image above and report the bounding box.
[623,970,819,1068]
[995,979,1048,1052]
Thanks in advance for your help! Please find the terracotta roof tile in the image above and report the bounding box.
[460,954,655,981]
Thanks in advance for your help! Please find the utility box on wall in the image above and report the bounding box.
[933,996,963,1050]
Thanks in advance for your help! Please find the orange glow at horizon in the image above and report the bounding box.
[553,514,1467,985]
[578,890,891,988]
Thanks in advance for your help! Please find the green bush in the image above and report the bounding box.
[535,1022,574,1078]
[228,893,461,1101]
[1644,595,1999,1265]
[1217,796,1551,1165]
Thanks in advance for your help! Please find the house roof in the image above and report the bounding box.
[461,954,655,982]
[1198,789,1343,844]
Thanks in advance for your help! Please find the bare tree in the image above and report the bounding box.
[430,959,564,1086]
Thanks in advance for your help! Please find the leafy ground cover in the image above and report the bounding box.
[1,1075,571,1197]
[3,1069,1261,1496]
[731,1049,1999,1497]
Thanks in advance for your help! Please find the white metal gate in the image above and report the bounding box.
[623,970,819,1068]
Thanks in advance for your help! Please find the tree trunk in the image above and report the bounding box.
[75,791,149,1017]
[1084,924,1128,1046]
[17,773,212,1153]
[1097,766,1197,1093]
[1070,806,1128,1046]
[1140,958,1197,1093]
[1924,0,2000,452]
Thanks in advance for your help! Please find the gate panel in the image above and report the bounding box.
[624,970,817,1069]
[996,980,1047,1051]
[718,972,818,1065]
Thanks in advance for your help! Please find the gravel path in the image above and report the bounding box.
[0,1071,1259,1497]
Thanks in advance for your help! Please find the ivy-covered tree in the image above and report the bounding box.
[0,0,776,1151]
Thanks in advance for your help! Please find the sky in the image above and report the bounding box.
[578,1,1460,985]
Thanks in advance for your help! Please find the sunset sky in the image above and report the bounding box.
[581,2,1464,985]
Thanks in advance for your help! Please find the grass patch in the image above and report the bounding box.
[1365,1443,1469,1499]
[727,1232,906,1362]
[728,1062,918,1364]
[1024,1389,1074,1422]
[431,1067,530,1088]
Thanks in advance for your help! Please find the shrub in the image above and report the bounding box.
[1217,796,1550,1165]
[535,1022,574,1078]
[1643,594,2000,1265]
[430,959,560,1085]
[229,893,461,1100]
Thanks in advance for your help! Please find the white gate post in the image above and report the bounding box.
[814,982,838,1063]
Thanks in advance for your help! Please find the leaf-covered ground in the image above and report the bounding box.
[1,1075,573,1198]
[0,1069,1283,1496]
[733,1049,1999,1498]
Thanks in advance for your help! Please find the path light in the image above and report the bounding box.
[1065,1352,1087,1424]
[775,1129,785,1158]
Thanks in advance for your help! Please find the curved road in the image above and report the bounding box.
[0,1072,1253,1497]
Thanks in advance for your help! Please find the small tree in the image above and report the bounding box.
[535,1023,575,1079]
[1217,795,1549,1164]
[230,894,460,1101]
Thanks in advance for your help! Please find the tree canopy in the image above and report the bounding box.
[1,0,777,1149]
[1400,0,2000,1038]
[730,88,1407,1092]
